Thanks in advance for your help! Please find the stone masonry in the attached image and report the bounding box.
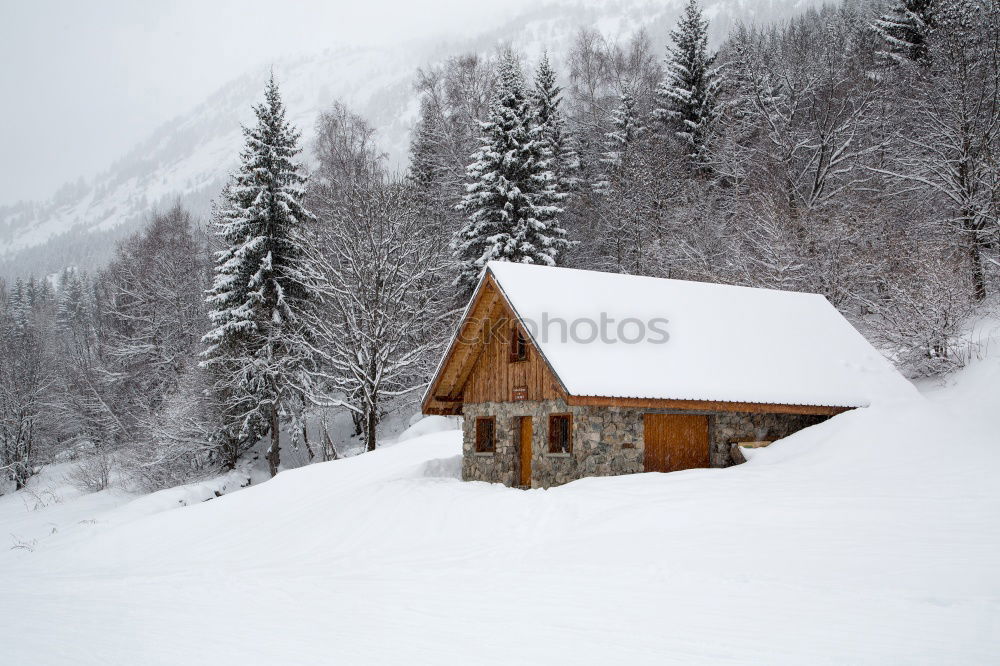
[709,411,828,467]
[461,399,643,488]
[462,399,829,488]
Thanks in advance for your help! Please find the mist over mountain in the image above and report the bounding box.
[0,0,827,280]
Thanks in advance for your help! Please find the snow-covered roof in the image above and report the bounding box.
[485,261,914,408]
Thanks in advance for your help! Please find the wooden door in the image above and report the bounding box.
[643,414,710,473]
[518,416,532,486]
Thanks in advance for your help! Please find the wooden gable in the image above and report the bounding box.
[422,273,566,415]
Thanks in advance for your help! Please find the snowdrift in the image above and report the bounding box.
[1,351,999,664]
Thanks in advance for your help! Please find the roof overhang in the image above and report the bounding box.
[564,395,851,416]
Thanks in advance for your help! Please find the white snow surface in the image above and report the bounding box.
[1,340,999,663]
[393,414,460,444]
[486,261,917,407]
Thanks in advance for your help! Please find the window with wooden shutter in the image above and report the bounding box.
[509,325,528,363]
[548,414,572,454]
[475,417,496,453]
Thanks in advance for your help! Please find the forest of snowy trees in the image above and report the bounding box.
[0,0,997,493]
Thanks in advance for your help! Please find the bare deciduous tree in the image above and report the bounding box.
[309,178,451,453]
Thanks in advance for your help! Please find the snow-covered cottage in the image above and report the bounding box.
[422,262,912,488]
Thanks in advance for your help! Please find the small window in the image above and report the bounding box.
[548,414,572,454]
[475,417,496,453]
[509,326,529,363]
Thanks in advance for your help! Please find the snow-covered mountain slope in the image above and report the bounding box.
[1,322,997,664]
[0,0,829,280]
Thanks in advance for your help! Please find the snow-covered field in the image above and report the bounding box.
[2,349,999,663]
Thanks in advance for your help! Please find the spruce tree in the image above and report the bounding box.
[653,0,723,164]
[7,279,26,332]
[55,270,91,346]
[407,97,450,238]
[873,0,937,65]
[201,75,317,477]
[454,51,569,292]
[531,52,577,192]
[597,85,643,192]
[408,98,440,203]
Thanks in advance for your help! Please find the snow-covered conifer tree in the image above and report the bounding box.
[407,97,453,239]
[592,84,656,275]
[873,0,937,65]
[408,98,441,197]
[201,75,318,476]
[531,52,578,192]
[596,85,644,192]
[653,0,723,164]
[454,50,569,292]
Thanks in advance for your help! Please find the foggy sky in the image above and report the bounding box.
[0,0,540,206]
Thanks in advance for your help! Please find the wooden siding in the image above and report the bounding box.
[463,301,563,404]
[518,416,532,487]
[422,274,566,414]
[643,414,710,472]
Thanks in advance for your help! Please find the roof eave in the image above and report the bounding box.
[564,394,857,416]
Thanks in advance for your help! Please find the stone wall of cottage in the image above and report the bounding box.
[709,411,828,467]
[461,401,830,488]
[461,399,643,488]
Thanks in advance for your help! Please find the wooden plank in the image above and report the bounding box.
[423,270,572,413]
[445,288,504,401]
[518,416,532,487]
[570,395,849,416]
[461,299,564,405]
[643,414,709,472]
[643,414,665,472]
[422,274,515,413]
